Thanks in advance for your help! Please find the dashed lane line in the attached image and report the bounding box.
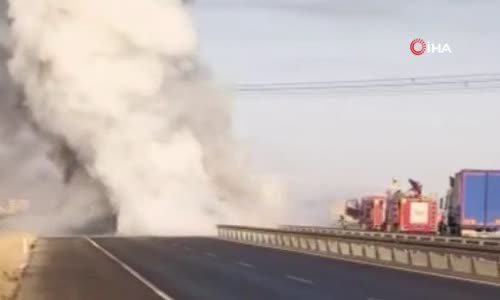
[285,274,315,285]
[237,261,255,268]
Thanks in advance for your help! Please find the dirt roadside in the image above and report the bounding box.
[0,232,35,300]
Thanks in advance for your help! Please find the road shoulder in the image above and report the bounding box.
[17,238,163,300]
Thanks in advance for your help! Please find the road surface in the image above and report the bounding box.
[18,237,500,300]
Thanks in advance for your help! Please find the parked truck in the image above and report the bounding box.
[344,178,438,233]
[439,169,500,236]
[345,195,386,230]
[385,190,437,233]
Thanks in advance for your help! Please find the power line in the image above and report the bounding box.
[236,86,500,98]
[236,73,500,88]
[232,73,500,95]
[236,79,500,92]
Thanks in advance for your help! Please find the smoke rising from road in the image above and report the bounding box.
[4,0,285,235]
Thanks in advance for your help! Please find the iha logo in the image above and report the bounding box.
[410,38,452,55]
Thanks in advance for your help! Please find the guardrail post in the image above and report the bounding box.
[327,239,339,254]
[409,249,429,268]
[497,259,500,279]
[350,242,363,257]
[376,246,393,262]
[299,236,309,250]
[393,248,409,265]
[429,251,449,270]
[472,257,499,278]
[363,244,377,260]
[339,242,350,256]
[449,254,473,274]
[276,234,282,246]
[308,237,318,251]
[317,238,327,252]
[291,235,298,248]
[498,259,500,279]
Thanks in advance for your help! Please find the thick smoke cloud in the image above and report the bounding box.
[0,4,111,233]
[4,0,285,235]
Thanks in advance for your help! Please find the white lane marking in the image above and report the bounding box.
[285,274,315,285]
[85,237,175,300]
[367,297,382,300]
[205,252,217,258]
[183,246,191,251]
[218,238,500,288]
[237,261,255,268]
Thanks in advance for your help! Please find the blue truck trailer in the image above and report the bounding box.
[441,170,500,236]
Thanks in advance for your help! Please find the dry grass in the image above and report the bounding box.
[0,232,35,300]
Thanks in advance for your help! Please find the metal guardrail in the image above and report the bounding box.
[218,225,500,284]
[278,225,500,248]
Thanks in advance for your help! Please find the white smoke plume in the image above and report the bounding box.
[6,0,286,235]
[0,37,110,233]
[0,3,120,234]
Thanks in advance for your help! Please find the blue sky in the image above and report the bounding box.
[191,0,500,222]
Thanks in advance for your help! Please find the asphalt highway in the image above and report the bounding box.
[17,237,500,300]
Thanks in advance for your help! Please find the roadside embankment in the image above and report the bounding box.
[0,232,35,300]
